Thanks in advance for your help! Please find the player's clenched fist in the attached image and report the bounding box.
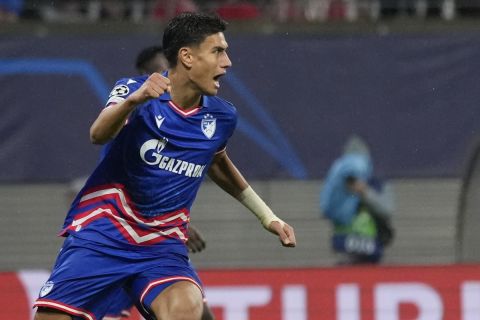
[128,73,171,105]
[268,221,296,247]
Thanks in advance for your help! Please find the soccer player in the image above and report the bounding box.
[34,12,296,320]
[135,46,169,75]
[135,45,208,255]
[103,45,212,320]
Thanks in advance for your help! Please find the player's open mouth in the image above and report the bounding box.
[213,73,225,89]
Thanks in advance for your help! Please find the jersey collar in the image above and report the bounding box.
[158,70,210,116]
[159,92,208,117]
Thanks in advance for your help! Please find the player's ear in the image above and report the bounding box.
[179,47,193,69]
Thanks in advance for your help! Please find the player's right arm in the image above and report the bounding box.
[90,73,170,145]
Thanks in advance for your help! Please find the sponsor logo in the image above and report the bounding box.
[109,84,129,97]
[201,114,216,139]
[140,139,206,178]
[39,281,54,297]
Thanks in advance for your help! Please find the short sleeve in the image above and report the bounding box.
[105,78,142,108]
[215,104,238,153]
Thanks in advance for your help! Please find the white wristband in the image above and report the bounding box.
[237,186,283,228]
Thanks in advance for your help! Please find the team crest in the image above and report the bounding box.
[201,114,216,139]
[109,84,129,97]
[39,281,54,297]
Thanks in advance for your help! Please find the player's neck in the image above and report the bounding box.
[170,90,201,110]
[168,69,201,110]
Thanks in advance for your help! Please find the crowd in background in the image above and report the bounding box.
[2,0,480,24]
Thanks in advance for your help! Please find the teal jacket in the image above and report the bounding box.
[320,154,372,225]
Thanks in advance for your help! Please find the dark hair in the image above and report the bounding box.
[162,12,227,68]
[135,46,164,73]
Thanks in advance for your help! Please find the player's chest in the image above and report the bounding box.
[130,103,225,154]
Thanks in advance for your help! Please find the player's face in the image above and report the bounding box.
[189,32,232,96]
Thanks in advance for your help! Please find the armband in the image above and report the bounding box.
[237,186,284,228]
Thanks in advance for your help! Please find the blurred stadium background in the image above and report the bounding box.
[2,0,480,319]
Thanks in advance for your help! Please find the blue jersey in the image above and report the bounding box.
[61,75,237,255]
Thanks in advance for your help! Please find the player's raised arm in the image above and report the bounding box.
[90,73,170,145]
[208,150,296,247]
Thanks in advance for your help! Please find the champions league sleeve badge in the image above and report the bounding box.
[109,84,130,97]
[201,114,216,139]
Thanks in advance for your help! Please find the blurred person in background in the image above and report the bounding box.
[214,0,261,20]
[135,45,169,75]
[152,0,199,21]
[100,0,127,20]
[35,12,295,320]
[266,0,305,22]
[320,135,395,265]
[0,0,23,22]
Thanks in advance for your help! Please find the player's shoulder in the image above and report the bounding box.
[108,75,147,99]
[203,96,237,115]
[106,75,148,105]
[116,74,148,84]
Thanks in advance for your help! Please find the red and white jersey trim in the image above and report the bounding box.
[67,185,188,245]
[105,96,125,106]
[71,207,186,244]
[168,101,201,116]
[79,187,188,228]
[215,147,227,154]
[35,299,96,320]
[139,276,204,315]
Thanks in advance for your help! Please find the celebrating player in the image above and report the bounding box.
[103,45,212,320]
[34,12,296,320]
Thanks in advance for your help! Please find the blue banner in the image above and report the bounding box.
[1,33,479,181]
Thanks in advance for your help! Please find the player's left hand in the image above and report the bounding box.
[186,225,206,253]
[268,221,296,247]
